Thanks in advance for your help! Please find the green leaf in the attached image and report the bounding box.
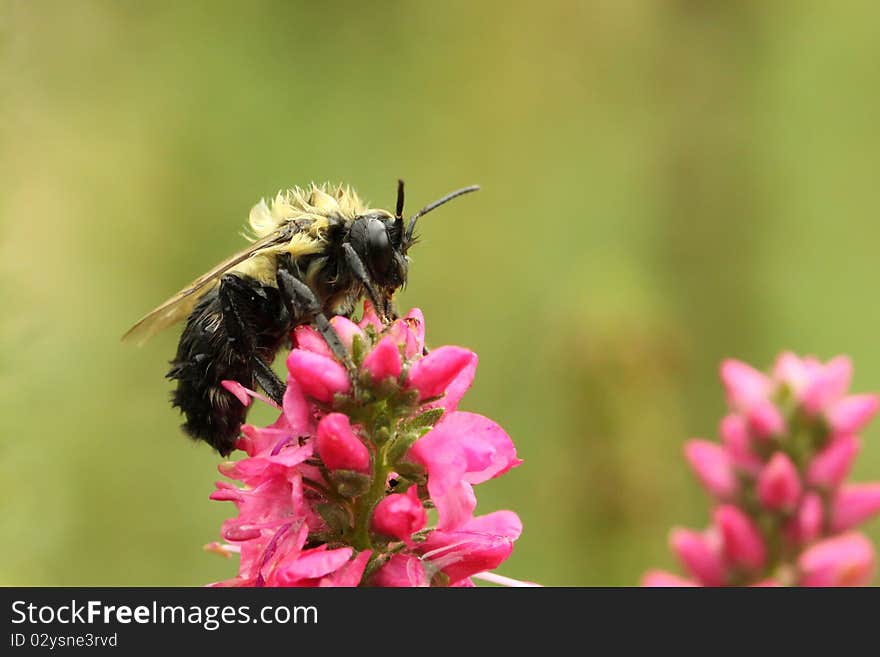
[400,407,444,433]
[386,431,422,464]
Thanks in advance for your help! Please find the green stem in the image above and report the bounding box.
[350,439,393,551]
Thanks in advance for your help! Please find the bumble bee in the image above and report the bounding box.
[123,181,479,455]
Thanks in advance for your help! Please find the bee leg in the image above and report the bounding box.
[341,243,390,320]
[252,359,286,406]
[219,274,286,405]
[275,268,358,378]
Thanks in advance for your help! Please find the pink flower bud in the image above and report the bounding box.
[371,487,426,542]
[669,528,726,586]
[773,351,810,393]
[407,346,477,399]
[329,315,365,351]
[719,414,762,474]
[361,335,403,382]
[286,349,351,402]
[787,492,823,545]
[316,413,370,473]
[292,325,332,357]
[757,453,802,512]
[640,570,698,587]
[720,359,772,411]
[747,400,786,439]
[798,532,876,586]
[827,394,879,435]
[370,554,430,587]
[830,483,880,532]
[684,440,737,499]
[807,434,860,489]
[714,505,767,570]
[801,356,852,415]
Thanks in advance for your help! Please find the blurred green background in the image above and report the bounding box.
[2,0,880,586]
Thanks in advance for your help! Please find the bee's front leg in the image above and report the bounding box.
[275,267,359,384]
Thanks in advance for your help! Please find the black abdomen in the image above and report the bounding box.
[167,275,288,456]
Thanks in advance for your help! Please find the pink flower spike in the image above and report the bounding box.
[827,394,880,435]
[292,325,332,358]
[669,528,726,586]
[684,440,737,499]
[801,356,852,415]
[757,453,802,512]
[788,492,823,545]
[329,315,365,351]
[362,335,403,382]
[747,400,786,439]
[831,483,880,532]
[286,349,351,402]
[370,554,430,587]
[407,346,477,400]
[720,359,772,411]
[799,532,876,586]
[715,505,767,570]
[641,570,698,587]
[316,413,370,473]
[371,487,427,543]
[807,434,860,490]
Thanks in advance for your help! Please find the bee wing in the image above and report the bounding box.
[122,227,292,345]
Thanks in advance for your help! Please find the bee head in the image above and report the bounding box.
[349,210,409,293]
[349,181,480,314]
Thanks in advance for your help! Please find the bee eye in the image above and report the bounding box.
[365,218,392,277]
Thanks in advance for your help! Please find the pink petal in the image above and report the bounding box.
[831,483,880,532]
[292,325,332,357]
[827,394,879,435]
[221,380,253,407]
[361,335,403,382]
[798,532,876,586]
[801,356,852,415]
[370,554,430,587]
[275,546,354,584]
[807,434,860,489]
[316,413,370,473]
[319,550,371,587]
[720,359,772,411]
[757,453,802,512]
[419,511,522,583]
[281,379,313,437]
[286,349,351,402]
[407,346,477,400]
[641,570,698,587]
[714,505,766,570]
[669,527,726,586]
[684,440,737,499]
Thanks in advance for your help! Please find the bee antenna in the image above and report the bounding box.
[395,179,405,220]
[405,184,480,243]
